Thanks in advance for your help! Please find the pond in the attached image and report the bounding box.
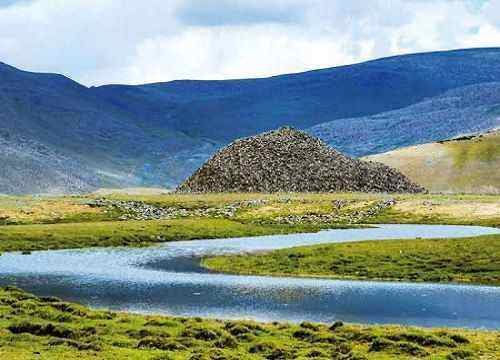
[1,224,499,329]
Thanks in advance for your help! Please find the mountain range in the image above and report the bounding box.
[1,48,500,194]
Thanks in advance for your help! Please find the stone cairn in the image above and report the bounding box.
[177,127,425,193]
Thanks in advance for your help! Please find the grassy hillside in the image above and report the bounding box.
[364,130,500,193]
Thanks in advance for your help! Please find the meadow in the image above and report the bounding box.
[0,192,498,252]
[0,286,498,359]
[0,192,499,359]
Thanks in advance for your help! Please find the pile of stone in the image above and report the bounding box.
[177,127,425,193]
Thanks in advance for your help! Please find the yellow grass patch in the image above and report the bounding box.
[394,199,500,220]
[0,197,102,223]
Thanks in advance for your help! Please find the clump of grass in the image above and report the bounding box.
[8,321,76,339]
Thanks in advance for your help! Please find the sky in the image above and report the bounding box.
[0,0,499,86]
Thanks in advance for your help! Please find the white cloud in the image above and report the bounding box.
[0,0,498,86]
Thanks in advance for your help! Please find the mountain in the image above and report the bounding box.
[92,48,500,142]
[1,48,500,194]
[178,128,424,193]
[308,82,500,156]
[0,61,217,193]
[363,130,500,194]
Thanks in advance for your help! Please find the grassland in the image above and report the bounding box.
[0,218,338,253]
[0,287,498,360]
[203,234,500,286]
[364,130,500,194]
[1,193,499,358]
[0,192,498,252]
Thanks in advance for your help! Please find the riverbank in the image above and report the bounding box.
[203,233,500,286]
[1,287,498,359]
[0,193,498,252]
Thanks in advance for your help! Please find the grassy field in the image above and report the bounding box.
[1,193,499,358]
[0,217,344,253]
[0,287,498,360]
[364,130,500,194]
[0,193,498,253]
[203,234,500,286]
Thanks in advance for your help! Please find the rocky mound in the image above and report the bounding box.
[177,128,425,193]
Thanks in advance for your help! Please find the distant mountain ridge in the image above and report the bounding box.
[308,82,500,156]
[1,48,500,194]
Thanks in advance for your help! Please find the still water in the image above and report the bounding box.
[1,224,499,329]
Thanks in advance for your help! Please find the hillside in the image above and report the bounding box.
[1,48,500,194]
[308,82,500,156]
[178,128,424,193]
[363,130,500,193]
[0,62,217,193]
[93,48,500,141]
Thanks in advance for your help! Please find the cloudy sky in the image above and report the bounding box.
[1,0,499,86]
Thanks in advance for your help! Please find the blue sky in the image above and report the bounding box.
[0,0,499,86]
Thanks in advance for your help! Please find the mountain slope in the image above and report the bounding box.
[308,82,500,156]
[0,62,218,193]
[363,130,500,193]
[2,48,500,194]
[92,48,500,141]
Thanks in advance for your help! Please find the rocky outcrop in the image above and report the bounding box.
[177,128,425,193]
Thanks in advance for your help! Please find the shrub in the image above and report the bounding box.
[48,338,101,351]
[300,321,320,331]
[182,325,220,341]
[387,332,456,347]
[8,321,75,339]
[137,337,186,351]
[329,321,344,331]
[249,341,277,354]
[369,338,428,357]
[214,334,238,349]
[292,329,317,341]
[446,350,474,359]
[449,334,470,344]
[225,323,252,336]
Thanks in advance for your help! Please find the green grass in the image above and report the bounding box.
[0,287,498,359]
[0,192,498,253]
[203,234,500,286]
[0,218,345,253]
[449,132,499,169]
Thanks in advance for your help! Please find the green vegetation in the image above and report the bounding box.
[1,193,499,358]
[203,234,500,285]
[0,192,498,252]
[0,287,498,359]
[449,132,499,169]
[0,218,341,253]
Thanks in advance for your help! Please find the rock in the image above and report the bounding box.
[177,127,425,193]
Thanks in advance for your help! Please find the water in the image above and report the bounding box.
[1,224,499,329]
